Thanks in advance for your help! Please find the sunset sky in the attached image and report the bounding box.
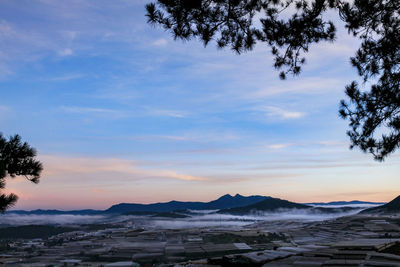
[1,0,399,210]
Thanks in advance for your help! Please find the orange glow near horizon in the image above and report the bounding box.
[4,153,399,210]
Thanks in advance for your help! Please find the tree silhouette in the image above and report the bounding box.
[145,0,399,161]
[0,134,42,212]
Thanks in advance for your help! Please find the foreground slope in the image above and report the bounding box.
[360,195,400,214]
[218,197,310,215]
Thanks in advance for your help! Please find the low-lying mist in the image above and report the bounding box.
[309,204,379,209]
[141,207,371,229]
[0,204,377,229]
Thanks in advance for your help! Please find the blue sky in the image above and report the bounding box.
[1,0,399,209]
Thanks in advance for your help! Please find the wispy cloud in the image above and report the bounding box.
[160,170,210,181]
[0,19,74,73]
[265,140,348,151]
[317,140,348,147]
[0,105,9,111]
[257,106,305,119]
[124,130,241,143]
[267,143,293,150]
[59,48,73,56]
[248,77,344,99]
[41,154,210,182]
[61,106,189,119]
[60,106,125,117]
[152,38,167,47]
[47,73,84,81]
[0,20,13,37]
[0,105,10,119]
[145,107,188,118]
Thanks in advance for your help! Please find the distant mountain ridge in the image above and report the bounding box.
[307,200,386,206]
[105,194,269,213]
[7,209,102,215]
[7,194,386,216]
[360,195,400,214]
[218,197,362,215]
[7,194,270,215]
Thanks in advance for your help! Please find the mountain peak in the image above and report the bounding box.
[218,194,233,199]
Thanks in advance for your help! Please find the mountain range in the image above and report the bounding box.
[7,194,269,215]
[6,194,396,216]
[307,200,386,206]
[105,193,268,213]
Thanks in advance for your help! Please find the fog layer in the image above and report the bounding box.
[0,204,378,228]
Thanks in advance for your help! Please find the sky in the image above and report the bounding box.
[1,0,399,210]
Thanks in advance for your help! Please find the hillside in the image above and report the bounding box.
[218,197,363,215]
[360,195,400,214]
[218,197,311,215]
[203,194,268,210]
[0,225,76,239]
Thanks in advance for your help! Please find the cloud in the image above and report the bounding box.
[40,154,210,182]
[61,106,190,120]
[124,130,241,143]
[0,1,146,77]
[47,73,84,81]
[159,171,210,181]
[152,38,167,47]
[62,30,78,41]
[61,106,114,114]
[92,188,106,193]
[0,105,9,111]
[248,77,344,99]
[0,19,76,74]
[145,107,188,118]
[257,106,305,119]
[0,20,12,35]
[0,105,10,119]
[267,143,293,150]
[265,140,347,150]
[60,106,127,118]
[59,48,73,56]
[317,140,348,147]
